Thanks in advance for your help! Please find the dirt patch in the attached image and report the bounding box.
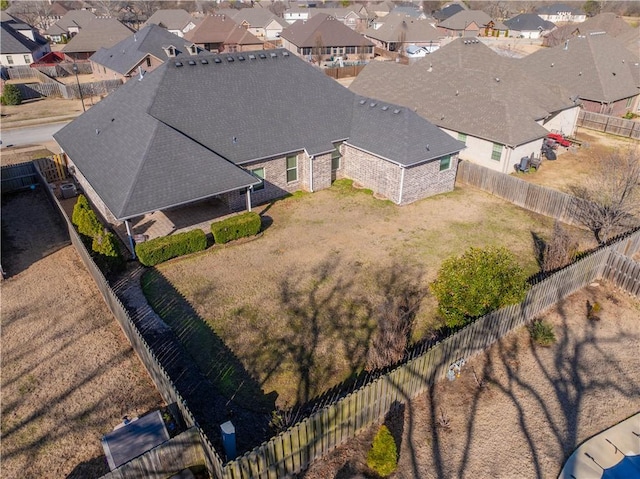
[1,188,163,478]
[0,146,56,167]
[298,283,640,479]
[518,129,639,192]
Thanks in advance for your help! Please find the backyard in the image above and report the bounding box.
[143,180,597,412]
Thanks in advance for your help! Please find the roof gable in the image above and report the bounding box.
[184,14,263,46]
[62,17,134,53]
[280,13,372,48]
[504,14,555,32]
[145,9,195,31]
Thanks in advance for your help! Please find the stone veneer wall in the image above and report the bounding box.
[341,144,401,203]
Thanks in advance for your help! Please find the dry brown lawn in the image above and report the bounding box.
[147,182,597,410]
[299,282,640,479]
[1,188,163,478]
[1,97,87,125]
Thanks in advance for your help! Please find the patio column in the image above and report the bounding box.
[246,187,252,212]
[124,220,136,259]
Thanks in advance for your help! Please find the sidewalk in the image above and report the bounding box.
[1,112,82,130]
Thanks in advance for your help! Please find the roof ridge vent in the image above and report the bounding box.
[259,53,267,59]
[175,61,183,67]
[283,51,290,57]
[381,105,389,111]
[188,59,196,65]
[270,52,277,58]
[227,56,234,62]
[369,101,377,107]
[359,99,366,105]
[238,55,245,61]
[201,59,208,64]
[393,109,401,114]
[249,54,256,60]
[214,57,222,63]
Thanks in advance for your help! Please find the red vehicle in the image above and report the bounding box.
[547,133,571,147]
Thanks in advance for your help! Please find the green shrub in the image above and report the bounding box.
[135,229,207,266]
[367,425,398,477]
[529,319,556,346]
[1,84,22,106]
[211,211,261,245]
[431,246,529,328]
[72,194,102,237]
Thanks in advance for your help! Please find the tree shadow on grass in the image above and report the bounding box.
[140,269,275,452]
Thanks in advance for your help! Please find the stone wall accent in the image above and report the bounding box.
[342,144,401,203]
[400,154,458,204]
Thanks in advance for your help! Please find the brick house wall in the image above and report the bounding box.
[67,156,119,224]
[91,55,165,82]
[581,97,637,116]
[342,144,402,203]
[312,152,333,191]
[400,153,458,204]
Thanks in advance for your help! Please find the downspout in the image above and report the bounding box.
[397,166,405,205]
[309,155,314,193]
[125,220,136,259]
[246,186,252,212]
[504,146,513,174]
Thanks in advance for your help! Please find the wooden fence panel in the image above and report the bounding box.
[1,162,37,192]
[577,110,640,139]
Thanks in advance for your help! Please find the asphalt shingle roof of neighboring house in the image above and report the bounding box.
[365,12,441,43]
[217,8,288,29]
[438,10,507,31]
[350,38,576,147]
[433,4,465,21]
[1,22,47,54]
[543,12,635,47]
[90,24,200,76]
[504,14,555,32]
[54,49,461,220]
[144,9,195,31]
[184,14,263,47]
[62,17,134,54]
[519,33,639,103]
[281,13,373,48]
[536,3,585,15]
[44,9,96,36]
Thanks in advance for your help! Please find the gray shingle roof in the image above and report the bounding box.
[217,8,289,29]
[44,9,96,35]
[536,3,585,15]
[519,33,639,103]
[54,49,462,220]
[0,22,46,55]
[438,10,494,30]
[90,24,200,76]
[62,17,134,54]
[144,9,195,31]
[280,13,373,48]
[350,38,576,147]
[184,14,263,46]
[364,12,441,43]
[504,14,555,32]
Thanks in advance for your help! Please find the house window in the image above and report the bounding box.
[6,55,13,64]
[286,155,298,183]
[346,46,355,54]
[302,47,312,55]
[146,57,151,67]
[251,167,265,191]
[458,133,467,144]
[491,143,503,161]
[439,155,452,171]
[23,55,30,63]
[331,143,342,171]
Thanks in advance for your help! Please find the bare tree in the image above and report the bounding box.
[312,34,325,66]
[570,147,640,244]
[10,1,51,29]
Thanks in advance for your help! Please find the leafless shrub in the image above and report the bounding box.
[437,407,451,430]
[542,221,578,272]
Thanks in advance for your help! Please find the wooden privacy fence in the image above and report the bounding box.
[31,158,640,479]
[577,110,640,139]
[455,160,581,225]
[323,64,366,79]
[1,162,38,192]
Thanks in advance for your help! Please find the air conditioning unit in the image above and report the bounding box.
[60,183,77,199]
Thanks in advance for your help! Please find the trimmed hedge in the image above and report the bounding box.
[211,211,261,245]
[135,229,207,266]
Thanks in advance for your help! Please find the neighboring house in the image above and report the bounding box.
[62,17,134,60]
[536,3,586,23]
[437,10,508,38]
[0,20,50,66]
[364,13,442,53]
[144,9,197,38]
[184,14,263,53]
[53,49,464,248]
[503,14,555,39]
[432,3,465,21]
[405,45,429,58]
[217,8,289,41]
[543,12,634,47]
[90,24,202,82]
[283,7,367,31]
[350,38,580,174]
[519,33,640,116]
[280,13,374,63]
[388,6,427,20]
[43,9,96,43]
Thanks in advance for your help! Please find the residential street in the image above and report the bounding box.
[0,121,69,148]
